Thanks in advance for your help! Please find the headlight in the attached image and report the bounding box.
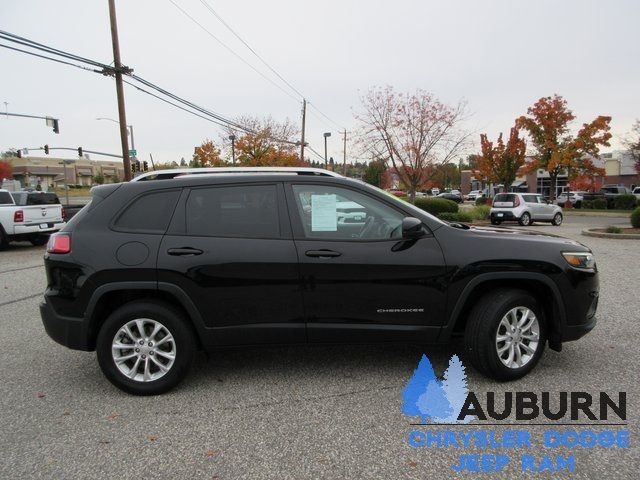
[562,252,596,270]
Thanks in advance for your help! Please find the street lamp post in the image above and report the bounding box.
[323,132,332,169]
[229,135,236,165]
[58,159,76,206]
[96,116,135,159]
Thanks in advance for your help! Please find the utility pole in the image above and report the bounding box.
[299,99,306,162]
[342,130,347,176]
[107,0,132,181]
[323,132,332,169]
[229,134,236,165]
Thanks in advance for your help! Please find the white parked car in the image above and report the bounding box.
[466,190,482,201]
[490,193,563,226]
[556,191,587,208]
[633,187,640,200]
[431,187,440,196]
[0,189,66,248]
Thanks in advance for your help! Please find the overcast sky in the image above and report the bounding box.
[1,0,639,165]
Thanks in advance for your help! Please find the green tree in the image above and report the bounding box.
[92,171,105,185]
[363,159,386,187]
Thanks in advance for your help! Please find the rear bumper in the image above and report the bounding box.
[490,211,518,221]
[13,222,65,236]
[40,297,92,351]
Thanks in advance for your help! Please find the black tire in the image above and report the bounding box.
[518,212,531,226]
[29,235,49,246]
[490,218,502,225]
[96,300,196,395]
[0,227,9,250]
[552,212,563,226]
[463,289,546,381]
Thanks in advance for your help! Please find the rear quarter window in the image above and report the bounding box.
[113,189,180,233]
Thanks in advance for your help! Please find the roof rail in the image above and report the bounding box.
[131,167,342,182]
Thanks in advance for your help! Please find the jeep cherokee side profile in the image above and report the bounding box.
[40,168,599,395]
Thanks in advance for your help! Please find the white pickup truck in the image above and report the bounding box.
[0,189,66,248]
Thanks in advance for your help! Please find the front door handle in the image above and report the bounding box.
[167,247,203,256]
[305,249,342,258]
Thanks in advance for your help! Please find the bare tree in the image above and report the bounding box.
[354,86,471,200]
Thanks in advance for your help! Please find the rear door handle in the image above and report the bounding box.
[305,249,342,258]
[167,247,203,256]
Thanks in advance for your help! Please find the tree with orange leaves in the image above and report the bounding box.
[0,160,12,180]
[516,95,610,199]
[475,127,526,192]
[192,140,226,167]
[225,116,303,167]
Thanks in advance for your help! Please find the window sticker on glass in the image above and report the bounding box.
[311,194,337,231]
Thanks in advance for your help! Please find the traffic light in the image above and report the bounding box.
[52,119,59,134]
[77,147,83,157]
[16,149,22,158]
[44,144,50,155]
[142,161,148,172]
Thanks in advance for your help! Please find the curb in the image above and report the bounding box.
[581,229,640,239]
[565,211,630,218]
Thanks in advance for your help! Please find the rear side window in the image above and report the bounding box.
[0,191,13,204]
[522,194,538,203]
[186,185,279,238]
[114,190,180,233]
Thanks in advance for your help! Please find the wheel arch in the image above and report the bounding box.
[85,282,205,350]
[439,272,566,343]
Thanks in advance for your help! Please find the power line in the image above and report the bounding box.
[167,0,299,104]
[0,28,300,147]
[0,43,101,73]
[197,0,304,99]
[188,1,346,131]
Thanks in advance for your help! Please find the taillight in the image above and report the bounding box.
[513,196,520,207]
[46,233,71,254]
[14,210,24,222]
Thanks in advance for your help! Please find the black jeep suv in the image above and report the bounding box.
[40,168,599,395]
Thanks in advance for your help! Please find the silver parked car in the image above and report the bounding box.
[490,193,563,226]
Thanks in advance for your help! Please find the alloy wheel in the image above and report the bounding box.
[495,307,540,369]
[111,318,176,382]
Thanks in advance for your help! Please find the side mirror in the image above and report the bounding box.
[402,217,426,239]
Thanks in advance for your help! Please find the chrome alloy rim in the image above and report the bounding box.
[495,307,540,369]
[111,319,176,382]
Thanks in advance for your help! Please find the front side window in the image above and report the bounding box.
[186,184,279,238]
[292,184,404,240]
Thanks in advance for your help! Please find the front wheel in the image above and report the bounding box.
[552,212,563,226]
[464,289,546,381]
[518,212,531,226]
[96,300,196,395]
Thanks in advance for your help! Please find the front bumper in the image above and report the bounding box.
[40,297,92,351]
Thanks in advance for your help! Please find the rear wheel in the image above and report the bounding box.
[552,212,563,226]
[464,289,546,381]
[518,212,531,226]
[96,300,196,395]
[29,235,49,246]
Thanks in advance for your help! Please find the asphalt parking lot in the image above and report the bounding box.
[0,214,638,479]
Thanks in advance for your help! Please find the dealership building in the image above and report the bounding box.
[3,155,126,190]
